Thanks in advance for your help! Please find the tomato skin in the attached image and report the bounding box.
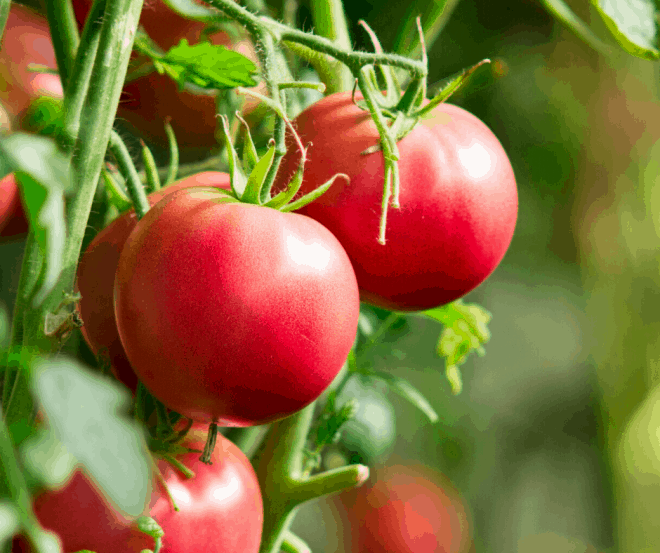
[14,437,263,553]
[0,173,29,239]
[76,172,231,391]
[276,92,518,311]
[114,188,360,426]
[339,464,473,553]
[0,5,63,122]
[71,0,262,150]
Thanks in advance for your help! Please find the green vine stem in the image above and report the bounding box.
[308,0,353,94]
[357,67,401,244]
[45,0,80,87]
[255,404,369,553]
[9,0,144,387]
[56,0,104,154]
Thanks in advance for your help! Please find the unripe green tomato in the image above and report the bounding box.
[336,375,396,465]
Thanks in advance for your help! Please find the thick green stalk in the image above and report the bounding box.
[309,0,354,93]
[45,0,80,86]
[255,405,368,553]
[58,0,105,154]
[19,0,144,354]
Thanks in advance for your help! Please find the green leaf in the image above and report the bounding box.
[21,430,77,490]
[0,303,8,346]
[156,40,259,91]
[0,501,19,543]
[422,300,491,395]
[374,371,439,423]
[0,133,73,306]
[592,0,659,59]
[539,0,612,54]
[31,357,151,517]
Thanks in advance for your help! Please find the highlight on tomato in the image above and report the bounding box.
[13,436,264,553]
[276,92,518,311]
[76,172,232,392]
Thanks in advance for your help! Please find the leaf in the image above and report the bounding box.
[539,0,612,55]
[374,371,439,423]
[0,501,19,543]
[31,357,151,517]
[422,300,491,395]
[21,430,77,490]
[0,133,73,306]
[156,40,259,91]
[592,0,659,59]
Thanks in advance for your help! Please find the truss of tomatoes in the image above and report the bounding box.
[77,92,517,431]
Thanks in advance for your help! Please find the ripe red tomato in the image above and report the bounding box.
[0,173,29,239]
[76,172,231,391]
[338,464,473,553]
[276,93,518,311]
[14,436,263,553]
[72,0,262,150]
[0,4,63,123]
[114,188,360,426]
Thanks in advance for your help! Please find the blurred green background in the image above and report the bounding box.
[4,0,660,551]
[288,1,660,552]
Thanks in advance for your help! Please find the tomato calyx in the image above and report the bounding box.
[217,113,348,212]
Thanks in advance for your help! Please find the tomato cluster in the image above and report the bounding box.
[2,2,519,551]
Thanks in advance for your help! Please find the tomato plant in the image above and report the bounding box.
[338,464,473,553]
[71,0,262,150]
[13,436,263,553]
[76,172,231,391]
[114,187,360,426]
[276,92,518,311]
[0,4,63,122]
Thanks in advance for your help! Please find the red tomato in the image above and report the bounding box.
[114,188,360,426]
[0,4,63,123]
[14,437,263,553]
[338,464,473,553]
[0,173,29,239]
[275,93,518,311]
[76,172,231,391]
[72,0,263,150]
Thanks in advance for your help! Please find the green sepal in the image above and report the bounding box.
[242,142,276,205]
[141,141,161,193]
[163,118,179,186]
[281,173,348,213]
[102,169,132,213]
[218,115,247,198]
[264,153,306,209]
[238,114,259,174]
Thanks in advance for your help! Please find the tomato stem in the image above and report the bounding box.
[109,131,150,219]
[44,0,79,88]
[200,423,219,465]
